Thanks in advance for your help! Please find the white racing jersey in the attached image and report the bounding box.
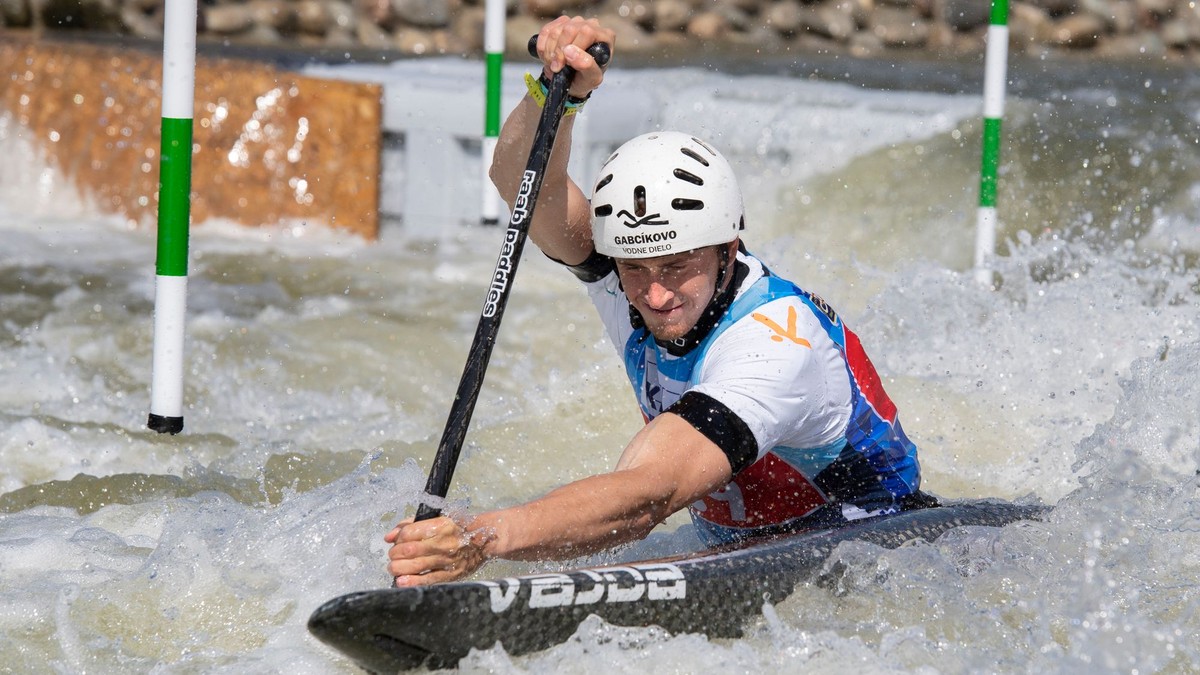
[582,251,922,545]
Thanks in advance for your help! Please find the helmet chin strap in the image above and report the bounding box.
[628,244,746,357]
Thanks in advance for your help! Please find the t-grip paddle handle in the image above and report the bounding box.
[525,35,612,70]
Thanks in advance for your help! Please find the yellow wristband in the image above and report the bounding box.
[524,72,586,116]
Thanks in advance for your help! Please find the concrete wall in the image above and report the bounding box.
[304,58,659,231]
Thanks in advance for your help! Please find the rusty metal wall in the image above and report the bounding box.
[0,37,382,239]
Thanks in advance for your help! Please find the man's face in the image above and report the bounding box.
[615,245,726,343]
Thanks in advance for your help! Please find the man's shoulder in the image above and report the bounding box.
[723,295,828,347]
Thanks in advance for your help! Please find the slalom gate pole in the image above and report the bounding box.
[147,0,197,434]
[973,0,1009,286]
[480,0,506,225]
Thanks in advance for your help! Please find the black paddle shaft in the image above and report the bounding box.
[414,39,611,522]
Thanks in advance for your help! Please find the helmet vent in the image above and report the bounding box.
[595,173,614,191]
[594,204,613,217]
[673,168,703,186]
[672,198,704,211]
[691,138,718,155]
[680,147,710,167]
[634,186,647,216]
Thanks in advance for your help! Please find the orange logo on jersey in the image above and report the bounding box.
[752,306,812,347]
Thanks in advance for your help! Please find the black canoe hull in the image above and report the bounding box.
[309,500,1046,673]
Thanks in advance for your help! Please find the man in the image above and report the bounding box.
[385,16,929,586]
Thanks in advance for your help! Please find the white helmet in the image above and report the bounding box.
[591,131,743,259]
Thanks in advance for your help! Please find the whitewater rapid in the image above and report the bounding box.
[1,52,1198,673]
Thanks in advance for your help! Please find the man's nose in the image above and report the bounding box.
[644,280,674,307]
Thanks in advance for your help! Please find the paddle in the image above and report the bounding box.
[412,37,611,523]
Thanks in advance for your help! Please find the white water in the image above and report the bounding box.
[1,54,1198,673]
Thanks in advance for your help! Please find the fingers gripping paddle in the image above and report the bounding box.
[412,38,611,524]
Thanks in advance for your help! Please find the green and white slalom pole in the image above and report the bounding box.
[480,0,505,225]
[148,0,197,434]
[974,0,1009,286]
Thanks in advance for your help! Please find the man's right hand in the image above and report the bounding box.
[385,515,490,586]
[532,16,616,101]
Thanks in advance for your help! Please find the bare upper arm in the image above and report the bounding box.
[529,177,594,267]
[614,412,735,516]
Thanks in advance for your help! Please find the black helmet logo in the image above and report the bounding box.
[617,210,670,228]
[616,184,670,228]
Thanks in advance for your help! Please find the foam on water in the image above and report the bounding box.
[0,455,434,673]
[1,55,1198,672]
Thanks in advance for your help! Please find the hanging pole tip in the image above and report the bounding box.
[148,414,184,434]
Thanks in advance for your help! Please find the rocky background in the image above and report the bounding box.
[1,0,1198,64]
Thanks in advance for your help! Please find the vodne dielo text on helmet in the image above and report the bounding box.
[619,243,673,257]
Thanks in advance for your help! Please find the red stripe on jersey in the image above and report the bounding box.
[694,454,827,528]
[843,327,897,423]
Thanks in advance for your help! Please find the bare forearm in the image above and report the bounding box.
[488,95,590,263]
[471,414,734,562]
[490,15,611,266]
[470,469,674,561]
[490,95,557,202]
[386,414,733,586]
